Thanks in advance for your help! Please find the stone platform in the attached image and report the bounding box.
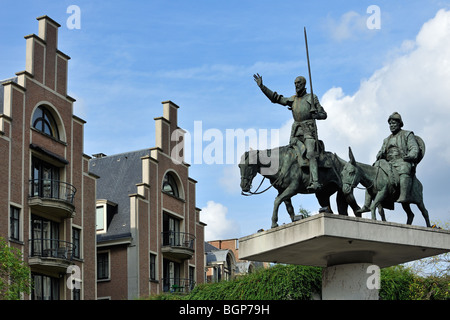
[239,213,450,268]
[238,213,450,299]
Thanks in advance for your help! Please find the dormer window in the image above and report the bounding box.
[162,173,179,198]
[32,105,60,139]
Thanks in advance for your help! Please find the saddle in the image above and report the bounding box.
[291,140,333,169]
[375,159,399,189]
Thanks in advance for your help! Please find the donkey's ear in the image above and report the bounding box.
[348,147,356,165]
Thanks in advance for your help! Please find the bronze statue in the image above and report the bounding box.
[239,146,361,228]
[376,112,421,203]
[253,74,326,192]
[340,112,431,227]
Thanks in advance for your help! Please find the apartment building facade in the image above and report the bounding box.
[90,101,205,300]
[0,16,97,300]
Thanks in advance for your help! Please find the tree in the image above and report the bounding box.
[407,221,449,278]
[298,205,311,218]
[0,237,32,300]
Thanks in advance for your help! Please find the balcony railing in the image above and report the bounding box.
[162,278,195,293]
[29,179,77,204]
[161,231,195,250]
[29,238,75,261]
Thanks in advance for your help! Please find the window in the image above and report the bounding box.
[95,201,117,233]
[189,266,195,291]
[72,228,81,259]
[97,252,109,280]
[150,253,157,281]
[31,157,60,199]
[96,206,105,232]
[162,172,179,198]
[32,274,60,300]
[162,213,181,246]
[72,288,81,300]
[163,259,180,292]
[30,215,59,258]
[10,206,20,241]
[32,105,60,139]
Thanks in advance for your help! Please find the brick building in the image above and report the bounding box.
[206,239,268,280]
[0,16,97,299]
[89,101,205,300]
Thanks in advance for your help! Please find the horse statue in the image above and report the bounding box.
[238,145,361,228]
[341,147,431,227]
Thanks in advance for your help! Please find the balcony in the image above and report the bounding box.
[162,278,195,293]
[28,238,75,272]
[161,231,195,260]
[28,179,76,219]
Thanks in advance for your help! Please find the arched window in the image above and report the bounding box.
[32,106,60,139]
[162,172,179,198]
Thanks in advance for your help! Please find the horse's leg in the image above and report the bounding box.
[316,191,333,214]
[284,198,295,222]
[343,191,361,217]
[412,179,431,227]
[271,193,283,228]
[378,205,386,221]
[370,187,387,221]
[272,185,299,228]
[336,190,348,216]
[401,203,415,225]
[416,202,431,227]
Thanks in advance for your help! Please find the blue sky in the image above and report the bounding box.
[1,1,450,239]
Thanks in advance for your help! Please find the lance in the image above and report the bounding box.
[304,27,317,113]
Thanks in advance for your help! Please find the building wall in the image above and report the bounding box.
[137,101,205,298]
[97,245,128,300]
[92,101,205,299]
[0,16,96,300]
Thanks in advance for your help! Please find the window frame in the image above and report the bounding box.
[72,227,81,259]
[32,105,60,140]
[162,172,180,198]
[149,253,157,282]
[31,273,60,300]
[97,251,110,281]
[96,205,106,233]
[10,206,20,241]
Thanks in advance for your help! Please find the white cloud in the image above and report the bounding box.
[324,10,371,42]
[320,9,450,165]
[317,9,450,225]
[200,201,239,240]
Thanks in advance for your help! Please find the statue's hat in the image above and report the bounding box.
[388,112,403,127]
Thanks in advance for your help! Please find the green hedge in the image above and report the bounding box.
[143,264,449,300]
[188,264,322,300]
[380,265,449,300]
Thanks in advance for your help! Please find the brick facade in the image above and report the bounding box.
[0,16,97,300]
[90,101,205,300]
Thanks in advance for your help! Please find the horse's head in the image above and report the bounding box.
[238,150,259,193]
[341,147,361,195]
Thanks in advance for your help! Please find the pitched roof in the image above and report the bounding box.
[89,148,150,242]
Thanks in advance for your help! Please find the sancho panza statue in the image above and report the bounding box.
[253,73,327,192]
[376,112,420,203]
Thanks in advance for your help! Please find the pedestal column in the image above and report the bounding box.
[322,263,379,300]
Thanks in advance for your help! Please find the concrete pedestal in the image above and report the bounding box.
[322,263,379,300]
[239,213,450,300]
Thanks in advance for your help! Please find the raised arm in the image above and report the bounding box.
[253,74,291,107]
